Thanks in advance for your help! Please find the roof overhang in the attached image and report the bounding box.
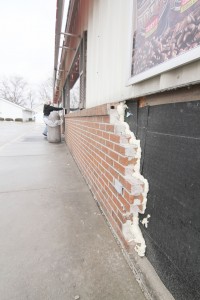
[54,0,65,85]
[53,0,78,103]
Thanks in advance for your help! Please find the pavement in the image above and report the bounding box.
[0,121,146,300]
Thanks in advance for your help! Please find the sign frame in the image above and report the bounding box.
[127,0,200,85]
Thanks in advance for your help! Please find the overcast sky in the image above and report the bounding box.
[0,0,61,90]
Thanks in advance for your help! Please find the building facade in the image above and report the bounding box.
[54,1,200,299]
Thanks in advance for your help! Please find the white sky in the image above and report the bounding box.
[0,0,58,90]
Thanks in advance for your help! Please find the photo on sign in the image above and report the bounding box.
[128,0,200,85]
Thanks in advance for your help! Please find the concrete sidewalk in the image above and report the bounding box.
[0,122,146,300]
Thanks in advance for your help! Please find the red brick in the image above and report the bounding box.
[99,177,105,188]
[101,145,110,155]
[112,211,122,230]
[118,210,126,224]
[98,164,105,173]
[113,161,125,175]
[128,158,137,165]
[105,140,114,150]
[109,218,128,248]
[112,195,124,212]
[97,150,106,160]
[94,123,100,129]
[109,150,119,161]
[118,156,129,166]
[123,190,135,204]
[102,116,110,123]
[104,170,113,183]
[108,182,118,197]
[105,185,113,198]
[102,160,110,171]
[102,132,109,140]
[109,134,120,143]
[99,124,106,130]
[64,115,147,252]
[96,129,103,137]
[105,155,113,166]
[118,194,130,211]
[106,124,114,132]
[98,137,106,145]
[114,144,125,155]
[100,199,112,216]
[125,182,133,193]
[109,167,118,179]
[102,174,109,186]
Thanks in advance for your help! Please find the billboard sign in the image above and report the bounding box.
[128,0,200,84]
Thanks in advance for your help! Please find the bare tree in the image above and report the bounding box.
[26,90,36,109]
[38,77,53,103]
[0,76,27,106]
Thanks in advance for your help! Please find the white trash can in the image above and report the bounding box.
[47,111,62,143]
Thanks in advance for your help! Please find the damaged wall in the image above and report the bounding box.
[65,102,149,257]
[65,92,200,300]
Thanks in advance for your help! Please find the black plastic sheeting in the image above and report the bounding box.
[125,100,200,300]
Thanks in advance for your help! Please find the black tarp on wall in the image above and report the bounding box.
[125,100,200,300]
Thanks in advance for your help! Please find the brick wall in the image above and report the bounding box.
[65,103,147,252]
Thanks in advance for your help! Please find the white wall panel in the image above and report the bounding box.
[86,0,132,108]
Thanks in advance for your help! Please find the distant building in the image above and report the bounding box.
[0,98,34,121]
